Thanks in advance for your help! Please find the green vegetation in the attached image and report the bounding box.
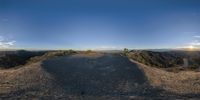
[0,50,77,69]
[123,48,129,56]
[129,50,183,68]
[28,50,77,63]
[0,50,46,69]
[128,50,200,70]
[49,50,76,56]
[189,58,200,69]
[85,49,93,53]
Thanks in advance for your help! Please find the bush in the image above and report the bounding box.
[85,50,93,53]
[123,48,129,55]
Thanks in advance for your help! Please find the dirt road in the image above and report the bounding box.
[1,53,195,99]
[42,53,164,99]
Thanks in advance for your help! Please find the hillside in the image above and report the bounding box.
[127,50,200,71]
[127,50,200,95]
[0,50,47,69]
[0,50,77,69]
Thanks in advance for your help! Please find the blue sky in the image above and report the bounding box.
[0,0,200,50]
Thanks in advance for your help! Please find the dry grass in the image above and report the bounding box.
[130,59,200,94]
[0,62,46,92]
[72,52,104,58]
[0,61,66,99]
[0,51,74,99]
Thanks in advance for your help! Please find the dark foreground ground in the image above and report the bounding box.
[42,53,183,99]
[1,53,198,99]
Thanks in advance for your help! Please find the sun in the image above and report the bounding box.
[189,45,194,49]
[188,45,195,51]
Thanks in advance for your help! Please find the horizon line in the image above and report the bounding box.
[0,47,199,51]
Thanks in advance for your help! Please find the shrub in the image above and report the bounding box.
[86,50,93,53]
[123,48,129,55]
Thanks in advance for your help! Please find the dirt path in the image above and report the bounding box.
[1,53,195,99]
[42,53,165,99]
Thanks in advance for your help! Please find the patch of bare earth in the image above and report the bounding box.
[0,62,67,99]
[130,59,200,94]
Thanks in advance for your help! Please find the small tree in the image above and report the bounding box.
[86,49,92,53]
[123,48,129,55]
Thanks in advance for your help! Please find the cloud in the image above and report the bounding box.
[189,40,200,46]
[193,35,200,38]
[190,35,200,46]
[178,36,200,49]
[4,41,16,46]
[0,36,16,48]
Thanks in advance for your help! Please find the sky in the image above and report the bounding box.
[0,0,200,50]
